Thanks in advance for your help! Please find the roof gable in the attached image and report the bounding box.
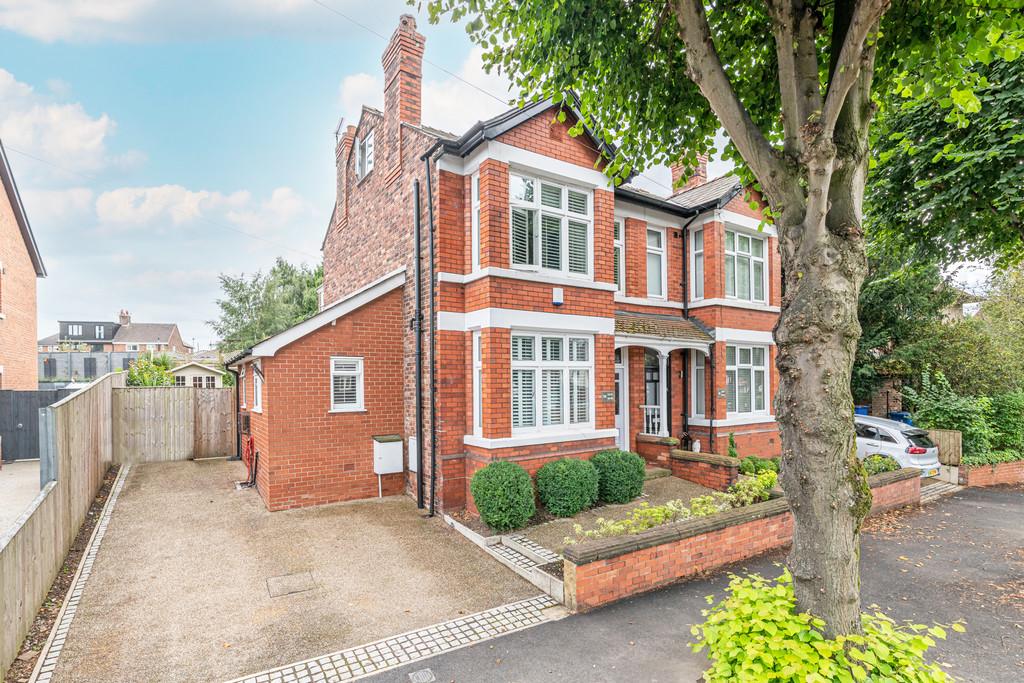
[0,139,46,277]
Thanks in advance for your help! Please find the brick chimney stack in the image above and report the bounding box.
[670,154,708,191]
[118,309,131,325]
[335,125,357,227]
[382,14,425,127]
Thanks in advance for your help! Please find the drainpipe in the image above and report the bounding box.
[423,154,439,517]
[679,214,698,447]
[708,342,717,453]
[413,179,425,509]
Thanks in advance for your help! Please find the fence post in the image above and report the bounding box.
[38,405,57,485]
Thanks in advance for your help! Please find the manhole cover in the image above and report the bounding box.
[408,670,436,683]
[266,571,317,597]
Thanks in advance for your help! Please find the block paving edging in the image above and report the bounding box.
[29,464,131,683]
[225,595,562,683]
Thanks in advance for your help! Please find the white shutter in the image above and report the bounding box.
[330,357,363,410]
[567,189,588,215]
[568,338,588,362]
[332,375,357,405]
[540,183,562,209]
[541,337,562,361]
[569,369,589,424]
[512,335,535,361]
[512,369,535,428]
[541,214,561,270]
[568,219,588,274]
[542,369,563,425]
[511,208,535,266]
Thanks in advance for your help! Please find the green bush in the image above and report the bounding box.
[691,570,963,683]
[990,390,1024,451]
[590,449,646,504]
[903,370,995,459]
[862,453,901,476]
[962,449,1024,467]
[126,357,174,386]
[470,462,535,532]
[739,456,780,476]
[536,458,599,517]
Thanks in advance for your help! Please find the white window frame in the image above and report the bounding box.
[174,375,186,387]
[356,130,375,180]
[95,325,105,339]
[330,356,364,412]
[125,343,139,352]
[725,344,769,417]
[510,331,594,435]
[691,350,706,417]
[691,228,705,301]
[472,331,482,436]
[471,173,481,272]
[509,172,593,279]
[240,367,247,408]
[613,219,625,293]
[646,227,666,299]
[252,365,263,413]
[725,229,767,303]
[68,324,82,336]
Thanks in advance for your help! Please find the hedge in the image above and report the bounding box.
[591,449,645,504]
[536,458,599,517]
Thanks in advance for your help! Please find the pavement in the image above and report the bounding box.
[367,485,1024,683]
[0,459,41,534]
[51,460,535,683]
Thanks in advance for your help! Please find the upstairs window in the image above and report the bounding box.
[692,229,705,300]
[68,324,83,336]
[95,325,105,339]
[356,130,375,180]
[330,357,364,412]
[471,174,481,271]
[509,173,591,278]
[646,228,666,298]
[725,230,766,302]
[613,220,625,292]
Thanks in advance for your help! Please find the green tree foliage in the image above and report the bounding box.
[209,258,323,350]
[126,357,174,387]
[869,58,1024,267]
[902,370,995,458]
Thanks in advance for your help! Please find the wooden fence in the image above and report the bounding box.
[0,372,124,674]
[928,428,962,466]
[112,387,236,463]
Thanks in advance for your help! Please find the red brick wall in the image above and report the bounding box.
[245,288,406,511]
[869,474,921,514]
[959,461,1024,487]
[668,452,739,490]
[0,188,39,390]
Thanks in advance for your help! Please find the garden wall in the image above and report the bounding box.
[563,468,921,612]
[958,460,1024,487]
[668,449,738,491]
[635,435,675,467]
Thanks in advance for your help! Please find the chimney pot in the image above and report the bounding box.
[119,310,131,325]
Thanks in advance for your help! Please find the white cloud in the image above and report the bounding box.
[19,187,94,225]
[337,46,515,137]
[94,185,248,228]
[227,186,313,235]
[0,0,411,43]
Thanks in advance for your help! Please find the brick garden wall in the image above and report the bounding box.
[959,460,1024,487]
[563,468,921,612]
[668,450,739,490]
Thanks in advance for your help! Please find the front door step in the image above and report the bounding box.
[645,465,671,480]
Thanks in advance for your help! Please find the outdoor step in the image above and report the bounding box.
[502,534,561,565]
[645,466,671,480]
[920,482,963,503]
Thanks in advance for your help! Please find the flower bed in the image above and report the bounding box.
[562,469,921,612]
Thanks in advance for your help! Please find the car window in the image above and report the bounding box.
[876,429,898,443]
[907,433,935,448]
[855,424,878,440]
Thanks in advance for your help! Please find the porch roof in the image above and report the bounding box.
[614,311,713,353]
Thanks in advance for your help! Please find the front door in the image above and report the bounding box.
[614,365,628,450]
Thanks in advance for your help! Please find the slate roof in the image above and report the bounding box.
[112,323,179,344]
[615,311,713,344]
[669,174,742,211]
[38,333,58,346]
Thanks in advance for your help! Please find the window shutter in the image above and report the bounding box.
[567,189,587,215]
[569,369,589,424]
[512,335,535,361]
[332,375,357,405]
[568,338,588,362]
[512,369,535,428]
[613,245,620,287]
[542,369,563,425]
[511,208,534,266]
[541,337,562,361]
[540,183,562,209]
[541,214,561,269]
[568,220,588,274]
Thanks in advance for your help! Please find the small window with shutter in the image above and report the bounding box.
[330,357,364,412]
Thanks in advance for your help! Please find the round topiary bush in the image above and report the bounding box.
[470,461,535,531]
[591,449,646,504]
[536,458,599,517]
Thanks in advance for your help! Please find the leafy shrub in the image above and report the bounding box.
[566,471,777,543]
[903,370,995,459]
[727,433,739,458]
[962,449,1024,467]
[126,357,174,386]
[691,570,962,682]
[989,390,1024,451]
[470,462,535,532]
[739,456,780,476]
[536,458,599,517]
[862,453,901,476]
[590,449,645,504]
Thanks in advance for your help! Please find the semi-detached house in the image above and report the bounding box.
[229,15,781,513]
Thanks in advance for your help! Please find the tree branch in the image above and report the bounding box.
[767,0,803,157]
[821,0,889,138]
[671,0,796,203]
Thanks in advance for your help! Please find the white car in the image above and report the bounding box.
[854,415,941,477]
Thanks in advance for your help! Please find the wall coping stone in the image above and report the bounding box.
[637,434,679,446]
[564,467,919,565]
[670,449,739,468]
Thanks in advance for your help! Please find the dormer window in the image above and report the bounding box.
[356,130,375,180]
[96,325,105,339]
[68,324,82,336]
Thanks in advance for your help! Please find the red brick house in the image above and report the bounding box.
[0,139,46,390]
[229,15,780,513]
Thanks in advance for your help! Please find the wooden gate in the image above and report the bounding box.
[928,429,962,466]
[0,389,74,461]
[112,387,236,463]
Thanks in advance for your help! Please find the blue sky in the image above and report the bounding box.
[0,1,528,349]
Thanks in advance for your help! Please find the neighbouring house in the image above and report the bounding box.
[169,361,224,388]
[0,139,47,390]
[38,310,192,382]
[229,15,780,513]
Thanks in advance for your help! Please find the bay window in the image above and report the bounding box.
[511,332,593,432]
[725,230,766,302]
[510,173,592,277]
[725,345,768,415]
[472,331,482,435]
[646,228,665,298]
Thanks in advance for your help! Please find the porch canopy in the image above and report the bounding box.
[614,311,713,437]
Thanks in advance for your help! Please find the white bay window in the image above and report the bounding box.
[510,173,592,278]
[646,228,666,298]
[726,345,768,415]
[511,332,593,433]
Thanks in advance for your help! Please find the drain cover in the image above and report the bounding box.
[266,571,317,597]
[408,669,436,683]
